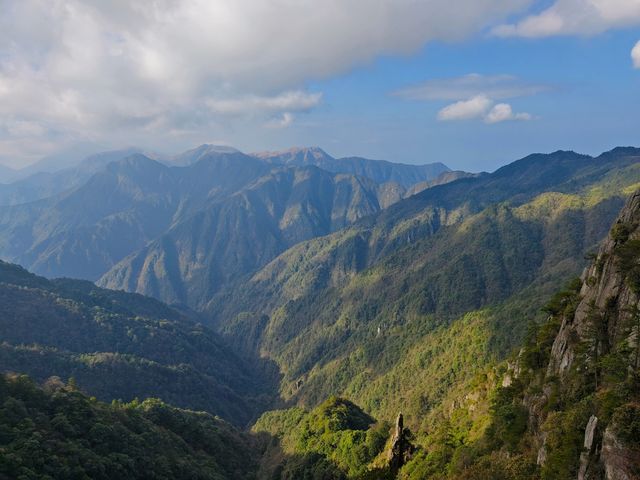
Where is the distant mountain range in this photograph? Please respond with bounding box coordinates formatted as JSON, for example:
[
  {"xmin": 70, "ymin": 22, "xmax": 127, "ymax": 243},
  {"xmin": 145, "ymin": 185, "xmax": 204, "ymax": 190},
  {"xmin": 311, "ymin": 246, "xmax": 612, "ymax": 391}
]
[
  {"xmin": 0, "ymin": 145, "xmax": 454, "ymax": 304},
  {"xmin": 0, "ymin": 144, "xmax": 450, "ymax": 205},
  {"xmin": 0, "ymin": 151, "xmax": 269, "ymax": 280},
  {"xmin": 253, "ymin": 146, "xmax": 451, "ymax": 187},
  {"xmin": 0, "ymin": 148, "xmax": 142, "ymax": 205},
  {"xmin": 2, "ymin": 143, "xmax": 640, "ymax": 478},
  {"xmin": 169, "ymin": 144, "xmax": 244, "ymax": 166},
  {"xmin": 0, "ymin": 142, "xmax": 120, "ymax": 184},
  {"xmin": 0, "ymin": 164, "xmax": 19, "ymax": 184},
  {"xmin": 97, "ymin": 164, "xmax": 401, "ymax": 307}
]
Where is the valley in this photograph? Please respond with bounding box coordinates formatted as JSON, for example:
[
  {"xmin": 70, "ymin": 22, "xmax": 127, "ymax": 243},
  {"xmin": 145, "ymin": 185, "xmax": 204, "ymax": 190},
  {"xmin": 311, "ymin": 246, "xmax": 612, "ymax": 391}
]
[{"xmin": 1, "ymin": 144, "xmax": 639, "ymax": 478}]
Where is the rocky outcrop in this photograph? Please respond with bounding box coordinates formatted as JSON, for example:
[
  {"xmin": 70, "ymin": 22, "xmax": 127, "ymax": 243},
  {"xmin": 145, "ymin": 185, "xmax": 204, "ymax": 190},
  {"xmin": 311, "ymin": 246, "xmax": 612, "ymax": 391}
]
[
  {"xmin": 601, "ymin": 425, "xmax": 638, "ymax": 480},
  {"xmin": 584, "ymin": 416, "xmax": 599, "ymax": 451},
  {"xmin": 388, "ymin": 413, "xmax": 414, "ymax": 475},
  {"xmin": 548, "ymin": 191, "xmax": 640, "ymax": 378},
  {"xmin": 535, "ymin": 191, "xmax": 640, "ymax": 479},
  {"xmin": 578, "ymin": 416, "xmax": 601, "ymax": 480}
]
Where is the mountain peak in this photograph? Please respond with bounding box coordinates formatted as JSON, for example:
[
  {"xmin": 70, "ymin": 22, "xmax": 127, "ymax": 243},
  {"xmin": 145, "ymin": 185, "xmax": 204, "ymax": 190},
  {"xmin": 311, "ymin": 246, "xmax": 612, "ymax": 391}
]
[
  {"xmin": 170, "ymin": 144, "xmax": 241, "ymax": 166},
  {"xmin": 194, "ymin": 144, "xmax": 240, "ymax": 154},
  {"xmin": 597, "ymin": 146, "xmax": 640, "ymax": 158},
  {"xmin": 286, "ymin": 146, "xmax": 330, "ymax": 156},
  {"xmin": 252, "ymin": 146, "xmax": 334, "ymax": 164},
  {"xmin": 104, "ymin": 153, "xmax": 164, "ymax": 176}
]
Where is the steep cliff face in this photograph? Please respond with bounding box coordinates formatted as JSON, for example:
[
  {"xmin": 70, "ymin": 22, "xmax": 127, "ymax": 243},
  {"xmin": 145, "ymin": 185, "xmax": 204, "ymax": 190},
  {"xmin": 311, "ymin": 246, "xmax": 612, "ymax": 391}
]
[
  {"xmin": 530, "ymin": 191, "xmax": 640, "ymax": 479},
  {"xmin": 548, "ymin": 191, "xmax": 640, "ymax": 379}
]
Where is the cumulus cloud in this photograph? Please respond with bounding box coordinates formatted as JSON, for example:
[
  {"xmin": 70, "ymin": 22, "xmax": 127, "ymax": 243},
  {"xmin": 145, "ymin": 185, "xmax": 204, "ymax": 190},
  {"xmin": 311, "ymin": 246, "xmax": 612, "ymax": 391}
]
[
  {"xmin": 437, "ymin": 95, "xmax": 493, "ymax": 121},
  {"xmin": 399, "ymin": 74, "xmax": 537, "ymax": 124},
  {"xmin": 394, "ymin": 74, "xmax": 550, "ymax": 101},
  {"xmin": 437, "ymin": 96, "xmax": 531, "ymax": 124},
  {"xmin": 0, "ymin": 0, "xmax": 530, "ymax": 165},
  {"xmin": 493, "ymin": 0, "xmax": 640, "ymax": 37},
  {"xmin": 484, "ymin": 103, "xmax": 532, "ymax": 123},
  {"xmin": 633, "ymin": 40, "xmax": 640, "ymax": 68}
]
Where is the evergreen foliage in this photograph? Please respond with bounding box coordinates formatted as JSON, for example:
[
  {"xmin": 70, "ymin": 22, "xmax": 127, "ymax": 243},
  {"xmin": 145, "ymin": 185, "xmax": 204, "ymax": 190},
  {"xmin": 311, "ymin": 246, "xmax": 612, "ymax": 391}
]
[
  {"xmin": 254, "ymin": 397, "xmax": 391, "ymax": 479},
  {"xmin": 0, "ymin": 260, "xmax": 277, "ymax": 425},
  {"xmin": 0, "ymin": 374, "xmax": 260, "ymax": 480}
]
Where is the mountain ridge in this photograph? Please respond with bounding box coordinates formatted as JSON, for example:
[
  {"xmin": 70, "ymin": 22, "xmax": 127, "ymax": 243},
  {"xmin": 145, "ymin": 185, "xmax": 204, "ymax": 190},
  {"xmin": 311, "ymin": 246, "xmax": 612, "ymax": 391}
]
[
  {"xmin": 253, "ymin": 146, "xmax": 451, "ymax": 188},
  {"xmin": 0, "ymin": 148, "xmax": 143, "ymax": 206},
  {"xmin": 97, "ymin": 164, "xmax": 397, "ymax": 308},
  {"xmin": 1, "ymin": 145, "xmax": 453, "ymax": 286}
]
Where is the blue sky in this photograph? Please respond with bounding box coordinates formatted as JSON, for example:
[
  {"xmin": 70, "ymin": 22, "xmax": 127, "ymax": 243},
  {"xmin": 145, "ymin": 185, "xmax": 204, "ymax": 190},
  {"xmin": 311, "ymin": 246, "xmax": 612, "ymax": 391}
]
[
  {"xmin": 293, "ymin": 29, "xmax": 640, "ymax": 171},
  {"xmin": 0, "ymin": 0, "xmax": 639, "ymax": 172}
]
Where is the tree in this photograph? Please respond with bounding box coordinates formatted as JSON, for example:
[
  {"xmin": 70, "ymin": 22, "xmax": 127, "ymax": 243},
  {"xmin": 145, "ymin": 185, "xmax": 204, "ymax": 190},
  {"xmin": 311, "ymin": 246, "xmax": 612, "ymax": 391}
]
[{"xmin": 582, "ymin": 301, "xmax": 611, "ymax": 390}]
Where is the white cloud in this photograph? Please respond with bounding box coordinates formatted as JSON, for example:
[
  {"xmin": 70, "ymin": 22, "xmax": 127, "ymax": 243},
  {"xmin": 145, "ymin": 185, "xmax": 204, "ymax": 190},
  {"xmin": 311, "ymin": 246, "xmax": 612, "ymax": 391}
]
[
  {"xmin": 0, "ymin": 0, "xmax": 531, "ymax": 165},
  {"xmin": 395, "ymin": 74, "xmax": 550, "ymax": 101},
  {"xmin": 438, "ymin": 95, "xmax": 493, "ymax": 121},
  {"xmin": 484, "ymin": 103, "xmax": 532, "ymax": 123},
  {"xmin": 633, "ymin": 40, "xmax": 640, "ymax": 68},
  {"xmin": 493, "ymin": 0, "xmax": 640, "ymax": 37},
  {"xmin": 437, "ymin": 97, "xmax": 531, "ymax": 124},
  {"xmin": 398, "ymin": 73, "xmax": 540, "ymax": 124}
]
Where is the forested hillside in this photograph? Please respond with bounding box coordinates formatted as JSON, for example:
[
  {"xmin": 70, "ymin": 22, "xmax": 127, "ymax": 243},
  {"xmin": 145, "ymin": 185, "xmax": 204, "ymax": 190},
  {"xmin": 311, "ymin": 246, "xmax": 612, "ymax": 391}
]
[
  {"xmin": 2, "ymin": 0, "xmax": 637, "ymax": 476},
  {"xmin": 0, "ymin": 374, "xmax": 261, "ymax": 480},
  {"xmin": 254, "ymin": 396, "xmax": 392, "ymax": 479},
  {"xmin": 209, "ymin": 148, "xmax": 640, "ymax": 430},
  {"xmin": 0, "ymin": 260, "xmax": 277, "ymax": 425},
  {"xmin": 243, "ymin": 189, "xmax": 640, "ymax": 479},
  {"xmin": 387, "ymin": 188, "xmax": 640, "ymax": 479}
]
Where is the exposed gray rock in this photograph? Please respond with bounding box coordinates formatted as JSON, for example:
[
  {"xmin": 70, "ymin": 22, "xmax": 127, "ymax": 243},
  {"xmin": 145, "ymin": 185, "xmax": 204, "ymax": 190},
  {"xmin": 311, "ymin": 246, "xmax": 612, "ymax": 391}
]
[
  {"xmin": 602, "ymin": 427, "xmax": 635, "ymax": 480},
  {"xmin": 531, "ymin": 191, "xmax": 640, "ymax": 479},
  {"xmin": 578, "ymin": 452, "xmax": 590, "ymax": 480},
  {"xmin": 388, "ymin": 413, "xmax": 414, "ymax": 474},
  {"xmin": 537, "ymin": 444, "xmax": 547, "ymax": 466},
  {"xmin": 585, "ymin": 415, "xmax": 599, "ymax": 450},
  {"xmin": 547, "ymin": 191, "xmax": 640, "ymax": 379},
  {"xmin": 578, "ymin": 416, "xmax": 601, "ymax": 480}
]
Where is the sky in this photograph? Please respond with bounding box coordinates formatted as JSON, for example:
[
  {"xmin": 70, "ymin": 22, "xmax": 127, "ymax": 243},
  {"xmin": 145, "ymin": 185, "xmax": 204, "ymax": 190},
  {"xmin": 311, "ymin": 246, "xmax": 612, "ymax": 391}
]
[{"xmin": 0, "ymin": 0, "xmax": 639, "ymax": 172}]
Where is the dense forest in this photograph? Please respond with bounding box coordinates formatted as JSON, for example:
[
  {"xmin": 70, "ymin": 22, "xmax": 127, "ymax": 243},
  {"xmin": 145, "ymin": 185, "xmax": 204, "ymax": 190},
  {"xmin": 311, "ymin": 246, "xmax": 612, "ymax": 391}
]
[
  {"xmin": 249, "ymin": 191, "xmax": 640, "ymax": 478},
  {"xmin": 209, "ymin": 147, "xmax": 640, "ymax": 432},
  {"xmin": 0, "ymin": 260, "xmax": 278, "ymax": 426},
  {"xmin": 0, "ymin": 374, "xmax": 261, "ymax": 479}
]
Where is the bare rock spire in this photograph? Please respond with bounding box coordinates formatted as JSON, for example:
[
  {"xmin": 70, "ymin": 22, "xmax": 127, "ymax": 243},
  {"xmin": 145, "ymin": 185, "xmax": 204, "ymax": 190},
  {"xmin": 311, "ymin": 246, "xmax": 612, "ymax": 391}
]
[{"xmin": 388, "ymin": 412, "xmax": 414, "ymax": 474}]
